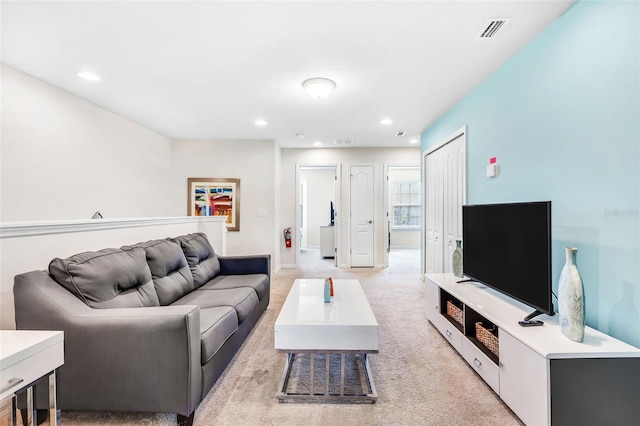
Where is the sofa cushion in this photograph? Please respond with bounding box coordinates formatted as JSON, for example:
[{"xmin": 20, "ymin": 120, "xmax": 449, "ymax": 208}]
[
  {"xmin": 173, "ymin": 233, "xmax": 220, "ymax": 288},
  {"xmin": 124, "ymin": 239, "xmax": 195, "ymax": 305},
  {"xmin": 172, "ymin": 287, "xmax": 258, "ymax": 322},
  {"xmin": 49, "ymin": 247, "xmax": 159, "ymax": 308},
  {"xmin": 199, "ymin": 307, "xmax": 238, "ymax": 364},
  {"xmin": 200, "ymin": 274, "xmax": 269, "ymax": 301}
]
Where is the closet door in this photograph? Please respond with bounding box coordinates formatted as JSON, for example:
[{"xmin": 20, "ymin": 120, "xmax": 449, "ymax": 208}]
[
  {"xmin": 442, "ymin": 135, "xmax": 465, "ymax": 273},
  {"xmin": 425, "ymin": 153, "xmax": 444, "ymax": 273},
  {"xmin": 424, "ymin": 131, "xmax": 465, "ymax": 274}
]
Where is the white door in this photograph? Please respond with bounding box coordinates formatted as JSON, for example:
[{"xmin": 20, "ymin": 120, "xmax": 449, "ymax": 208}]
[
  {"xmin": 425, "ymin": 153, "xmax": 444, "ymax": 273},
  {"xmin": 350, "ymin": 165, "xmax": 374, "ymax": 267},
  {"xmin": 424, "ymin": 131, "xmax": 465, "ymax": 273},
  {"xmin": 443, "ymin": 136, "xmax": 465, "ymax": 273}
]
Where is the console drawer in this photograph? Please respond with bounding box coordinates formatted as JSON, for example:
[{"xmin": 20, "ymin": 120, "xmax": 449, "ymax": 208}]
[
  {"xmin": 431, "ymin": 314, "xmax": 463, "ymax": 353},
  {"xmin": 462, "ymin": 339, "xmax": 499, "ymax": 393}
]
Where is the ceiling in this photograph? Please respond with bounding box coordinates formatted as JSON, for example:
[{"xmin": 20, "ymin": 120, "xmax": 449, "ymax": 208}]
[{"xmin": 1, "ymin": 1, "xmax": 575, "ymax": 148}]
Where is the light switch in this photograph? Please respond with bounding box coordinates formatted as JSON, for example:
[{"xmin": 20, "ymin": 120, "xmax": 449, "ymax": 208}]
[
  {"xmin": 486, "ymin": 163, "xmax": 499, "ymax": 178},
  {"xmin": 256, "ymin": 208, "xmax": 268, "ymax": 217}
]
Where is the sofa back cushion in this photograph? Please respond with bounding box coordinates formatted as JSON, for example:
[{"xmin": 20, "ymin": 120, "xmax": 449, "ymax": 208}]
[
  {"xmin": 49, "ymin": 247, "xmax": 159, "ymax": 308},
  {"xmin": 125, "ymin": 239, "xmax": 195, "ymax": 305},
  {"xmin": 173, "ymin": 232, "xmax": 220, "ymax": 288}
]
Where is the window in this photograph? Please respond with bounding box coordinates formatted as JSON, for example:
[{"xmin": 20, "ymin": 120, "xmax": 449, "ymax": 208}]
[{"xmin": 392, "ymin": 181, "xmax": 421, "ymax": 228}]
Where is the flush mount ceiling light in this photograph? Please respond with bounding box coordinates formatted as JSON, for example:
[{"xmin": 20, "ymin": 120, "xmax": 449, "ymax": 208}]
[
  {"xmin": 77, "ymin": 71, "xmax": 101, "ymax": 81},
  {"xmin": 254, "ymin": 119, "xmax": 267, "ymax": 126},
  {"xmin": 302, "ymin": 78, "xmax": 336, "ymax": 98}
]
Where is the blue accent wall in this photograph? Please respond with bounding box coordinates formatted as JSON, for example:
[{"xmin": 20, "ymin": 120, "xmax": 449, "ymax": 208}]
[{"xmin": 421, "ymin": 0, "xmax": 639, "ymax": 347}]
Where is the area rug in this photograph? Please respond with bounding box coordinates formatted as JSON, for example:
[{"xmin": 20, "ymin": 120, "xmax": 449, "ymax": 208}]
[{"xmin": 279, "ymin": 352, "xmax": 372, "ymax": 399}]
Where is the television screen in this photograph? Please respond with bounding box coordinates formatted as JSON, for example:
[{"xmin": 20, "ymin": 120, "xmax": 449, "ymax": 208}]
[{"xmin": 462, "ymin": 201, "xmax": 553, "ymax": 318}]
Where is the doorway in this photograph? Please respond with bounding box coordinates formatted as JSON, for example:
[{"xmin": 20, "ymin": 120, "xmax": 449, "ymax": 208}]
[
  {"xmin": 384, "ymin": 165, "xmax": 421, "ymax": 268},
  {"xmin": 296, "ymin": 165, "xmax": 340, "ymax": 268}
]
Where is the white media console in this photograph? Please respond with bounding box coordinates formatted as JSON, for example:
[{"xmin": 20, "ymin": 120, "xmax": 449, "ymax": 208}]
[{"xmin": 425, "ymin": 273, "xmax": 640, "ymax": 426}]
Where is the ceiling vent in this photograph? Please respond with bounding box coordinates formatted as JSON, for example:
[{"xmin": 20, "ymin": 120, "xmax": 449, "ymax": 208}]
[
  {"xmin": 477, "ymin": 18, "xmax": 511, "ymax": 39},
  {"xmin": 334, "ymin": 139, "xmax": 353, "ymax": 145}
]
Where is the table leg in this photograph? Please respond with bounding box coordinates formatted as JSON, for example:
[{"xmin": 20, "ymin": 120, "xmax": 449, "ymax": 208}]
[
  {"xmin": 10, "ymin": 395, "xmax": 17, "ymax": 426},
  {"xmin": 48, "ymin": 372, "xmax": 57, "ymax": 426},
  {"xmin": 309, "ymin": 354, "xmax": 314, "ymax": 395},
  {"xmin": 340, "ymin": 354, "xmax": 345, "ymax": 396},
  {"xmin": 25, "ymin": 387, "xmax": 33, "ymax": 426}
]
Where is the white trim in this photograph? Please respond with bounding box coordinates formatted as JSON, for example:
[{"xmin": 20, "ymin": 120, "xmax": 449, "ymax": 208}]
[
  {"xmin": 279, "ymin": 264, "xmax": 297, "ymax": 269},
  {"xmin": 0, "ymin": 216, "xmax": 226, "ymax": 239},
  {"xmin": 424, "ymin": 125, "xmax": 467, "ymax": 156}
]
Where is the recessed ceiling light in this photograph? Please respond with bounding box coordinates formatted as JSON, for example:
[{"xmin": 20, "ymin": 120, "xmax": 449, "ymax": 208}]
[
  {"xmin": 380, "ymin": 118, "xmax": 393, "ymax": 125},
  {"xmin": 254, "ymin": 119, "xmax": 267, "ymax": 126},
  {"xmin": 313, "ymin": 141, "xmax": 323, "ymax": 146},
  {"xmin": 77, "ymin": 71, "xmax": 101, "ymax": 81},
  {"xmin": 302, "ymin": 78, "xmax": 336, "ymax": 98},
  {"xmin": 409, "ymin": 139, "xmax": 419, "ymax": 144}
]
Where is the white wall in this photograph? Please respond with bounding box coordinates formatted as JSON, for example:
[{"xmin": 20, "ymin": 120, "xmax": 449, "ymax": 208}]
[
  {"xmin": 281, "ymin": 147, "xmax": 420, "ymax": 267},
  {"xmin": 0, "ymin": 217, "xmax": 226, "ymax": 329},
  {"xmin": 300, "ymin": 168, "xmax": 335, "ymax": 248},
  {"xmin": 0, "ymin": 64, "xmax": 180, "ymax": 221},
  {"xmin": 171, "ymin": 139, "xmax": 278, "ymax": 268}
]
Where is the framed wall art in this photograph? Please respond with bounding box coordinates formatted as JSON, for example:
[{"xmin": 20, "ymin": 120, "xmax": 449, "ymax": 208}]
[{"xmin": 188, "ymin": 178, "xmax": 240, "ymax": 231}]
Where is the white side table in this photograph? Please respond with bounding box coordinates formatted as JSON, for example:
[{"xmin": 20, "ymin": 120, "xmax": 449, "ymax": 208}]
[{"xmin": 0, "ymin": 331, "xmax": 64, "ymax": 426}]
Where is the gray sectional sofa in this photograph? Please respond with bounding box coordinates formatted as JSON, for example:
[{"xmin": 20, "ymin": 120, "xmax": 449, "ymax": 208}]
[{"xmin": 13, "ymin": 232, "xmax": 270, "ymax": 425}]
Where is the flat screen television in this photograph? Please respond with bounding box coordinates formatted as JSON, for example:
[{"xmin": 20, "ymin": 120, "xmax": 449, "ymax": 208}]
[{"xmin": 462, "ymin": 201, "xmax": 553, "ymax": 325}]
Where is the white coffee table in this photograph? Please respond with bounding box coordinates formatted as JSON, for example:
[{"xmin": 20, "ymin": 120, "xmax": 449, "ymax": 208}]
[{"xmin": 274, "ymin": 279, "xmax": 379, "ymax": 402}]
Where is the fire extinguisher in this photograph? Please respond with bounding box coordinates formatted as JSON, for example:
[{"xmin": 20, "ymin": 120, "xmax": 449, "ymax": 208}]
[{"xmin": 283, "ymin": 227, "xmax": 292, "ymax": 248}]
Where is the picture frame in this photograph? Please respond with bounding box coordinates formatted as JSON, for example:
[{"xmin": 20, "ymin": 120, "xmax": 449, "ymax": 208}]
[{"xmin": 188, "ymin": 178, "xmax": 240, "ymax": 231}]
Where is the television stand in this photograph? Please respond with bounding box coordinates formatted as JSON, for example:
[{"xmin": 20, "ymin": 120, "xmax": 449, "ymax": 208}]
[{"xmin": 425, "ymin": 273, "xmax": 640, "ymax": 426}]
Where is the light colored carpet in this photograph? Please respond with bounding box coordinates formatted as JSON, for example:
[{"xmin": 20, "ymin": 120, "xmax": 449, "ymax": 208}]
[{"xmin": 59, "ymin": 249, "xmax": 523, "ymax": 426}]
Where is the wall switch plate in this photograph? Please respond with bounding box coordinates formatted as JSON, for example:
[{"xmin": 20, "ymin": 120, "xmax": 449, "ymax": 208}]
[
  {"xmin": 256, "ymin": 208, "xmax": 267, "ymax": 217},
  {"xmin": 486, "ymin": 163, "xmax": 499, "ymax": 178}
]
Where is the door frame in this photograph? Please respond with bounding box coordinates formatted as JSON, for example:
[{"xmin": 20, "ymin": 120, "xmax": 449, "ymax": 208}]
[
  {"xmin": 383, "ymin": 163, "xmax": 421, "ymax": 268},
  {"xmin": 422, "ymin": 125, "xmax": 467, "ymax": 278},
  {"xmin": 295, "ymin": 163, "xmax": 341, "ymax": 268}
]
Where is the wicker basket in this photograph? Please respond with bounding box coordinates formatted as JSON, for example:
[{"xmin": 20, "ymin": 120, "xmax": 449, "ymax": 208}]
[
  {"xmin": 475, "ymin": 322, "xmax": 499, "ymax": 357},
  {"xmin": 446, "ymin": 300, "xmax": 464, "ymax": 326}
]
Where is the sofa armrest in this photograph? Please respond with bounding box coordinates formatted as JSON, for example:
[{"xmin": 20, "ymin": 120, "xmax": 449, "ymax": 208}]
[
  {"xmin": 13, "ymin": 270, "xmax": 201, "ymax": 416},
  {"xmin": 218, "ymin": 254, "xmax": 271, "ymax": 276}
]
